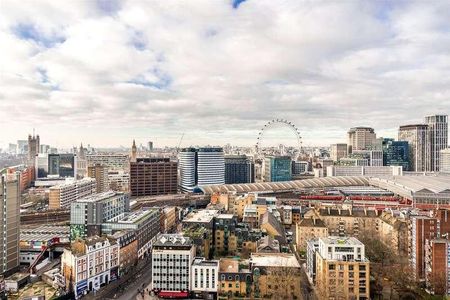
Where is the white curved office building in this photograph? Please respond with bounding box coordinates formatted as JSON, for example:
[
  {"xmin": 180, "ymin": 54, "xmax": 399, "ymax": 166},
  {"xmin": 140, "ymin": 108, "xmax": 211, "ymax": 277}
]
[{"xmin": 179, "ymin": 148, "xmax": 225, "ymax": 192}]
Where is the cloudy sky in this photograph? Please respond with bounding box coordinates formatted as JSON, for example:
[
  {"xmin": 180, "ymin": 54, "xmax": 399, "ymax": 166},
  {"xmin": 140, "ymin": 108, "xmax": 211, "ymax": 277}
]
[{"xmin": 1, "ymin": 0, "xmax": 450, "ymax": 149}]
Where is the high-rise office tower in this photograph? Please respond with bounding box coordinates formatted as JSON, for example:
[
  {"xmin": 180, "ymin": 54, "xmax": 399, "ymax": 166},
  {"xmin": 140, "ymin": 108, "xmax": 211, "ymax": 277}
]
[
  {"xmin": 264, "ymin": 156, "xmax": 292, "ymax": 182},
  {"xmin": 382, "ymin": 138, "xmax": 410, "ymax": 171},
  {"xmin": 224, "ymin": 155, "xmax": 255, "ymax": 184},
  {"xmin": 179, "ymin": 148, "xmax": 225, "ymax": 192},
  {"xmin": 0, "ymin": 173, "xmax": 20, "ymax": 275},
  {"xmin": 148, "ymin": 141, "xmax": 154, "ymax": 151},
  {"xmin": 129, "ymin": 158, "xmax": 178, "ymax": 196},
  {"xmin": 425, "ymin": 115, "xmax": 448, "ymax": 172},
  {"xmin": 347, "ymin": 127, "xmax": 376, "ymax": 154},
  {"xmin": 398, "ymin": 124, "xmax": 431, "ymax": 172},
  {"xmin": 87, "ymin": 164, "xmax": 109, "ymax": 193},
  {"xmin": 330, "ymin": 143, "xmax": 347, "ymax": 162}
]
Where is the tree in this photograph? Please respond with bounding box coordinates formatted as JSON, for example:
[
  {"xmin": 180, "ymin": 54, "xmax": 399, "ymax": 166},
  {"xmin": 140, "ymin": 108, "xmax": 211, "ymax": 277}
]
[{"xmin": 358, "ymin": 229, "xmax": 419, "ymax": 299}]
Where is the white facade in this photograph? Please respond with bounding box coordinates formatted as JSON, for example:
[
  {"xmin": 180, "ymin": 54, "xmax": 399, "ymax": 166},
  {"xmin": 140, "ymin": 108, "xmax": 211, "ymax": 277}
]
[
  {"xmin": 191, "ymin": 257, "xmax": 219, "ymax": 293},
  {"xmin": 179, "ymin": 148, "xmax": 225, "ymax": 192},
  {"xmin": 107, "ymin": 171, "xmax": 130, "ymax": 191},
  {"xmin": 61, "ymin": 236, "xmax": 119, "ymax": 298},
  {"xmin": 440, "ymin": 148, "xmax": 450, "ymax": 174},
  {"xmin": 425, "ymin": 115, "xmax": 448, "ymax": 172},
  {"xmin": 152, "ymin": 234, "xmax": 195, "ymax": 292},
  {"xmin": 86, "ymin": 154, "xmax": 129, "ymax": 171},
  {"xmin": 179, "ymin": 151, "xmax": 196, "ymax": 192},
  {"xmin": 197, "ymin": 150, "xmax": 225, "ymax": 186},
  {"xmin": 50, "ymin": 177, "xmax": 96, "ymax": 209},
  {"xmin": 317, "ymin": 236, "xmax": 365, "ymax": 261},
  {"xmin": 327, "ymin": 165, "xmax": 403, "ymax": 177}
]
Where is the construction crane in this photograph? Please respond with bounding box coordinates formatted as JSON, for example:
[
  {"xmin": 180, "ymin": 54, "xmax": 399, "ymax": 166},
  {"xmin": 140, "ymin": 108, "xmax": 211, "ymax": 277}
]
[{"xmin": 176, "ymin": 133, "xmax": 185, "ymax": 153}]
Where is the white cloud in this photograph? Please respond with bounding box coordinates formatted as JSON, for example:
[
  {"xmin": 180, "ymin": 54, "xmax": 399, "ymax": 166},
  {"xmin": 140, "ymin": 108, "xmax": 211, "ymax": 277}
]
[{"xmin": 0, "ymin": 0, "xmax": 449, "ymax": 148}]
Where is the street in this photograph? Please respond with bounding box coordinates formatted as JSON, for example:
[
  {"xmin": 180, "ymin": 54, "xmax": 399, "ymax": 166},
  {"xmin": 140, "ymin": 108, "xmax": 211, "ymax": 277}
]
[{"xmin": 83, "ymin": 257, "xmax": 153, "ymax": 300}]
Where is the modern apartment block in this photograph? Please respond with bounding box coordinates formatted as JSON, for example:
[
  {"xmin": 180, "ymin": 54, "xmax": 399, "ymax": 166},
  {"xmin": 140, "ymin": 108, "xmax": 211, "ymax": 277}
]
[
  {"xmin": 425, "ymin": 115, "xmax": 448, "ymax": 172},
  {"xmin": 87, "ymin": 164, "xmax": 109, "ymax": 193},
  {"xmin": 151, "ymin": 234, "xmax": 195, "ymax": 298},
  {"xmin": 102, "ymin": 208, "xmax": 160, "ymax": 258},
  {"xmin": 129, "ymin": 158, "xmax": 177, "ymax": 197},
  {"xmin": 179, "ymin": 148, "xmax": 225, "ymax": 192},
  {"xmin": 49, "ymin": 177, "xmax": 96, "ymax": 209},
  {"xmin": 0, "ymin": 174, "xmax": 20, "ymax": 276},
  {"xmin": 61, "ymin": 235, "xmax": 120, "ymax": 298},
  {"xmin": 398, "ymin": 124, "xmax": 431, "ymax": 172},
  {"xmin": 347, "ymin": 127, "xmax": 377, "ymax": 154},
  {"xmin": 191, "ymin": 257, "xmax": 219, "ymax": 298},
  {"xmin": 224, "ymin": 155, "xmax": 255, "ymax": 184},
  {"xmin": 315, "ymin": 236, "xmax": 370, "ymax": 300},
  {"xmin": 263, "ymin": 156, "xmax": 292, "ymax": 182},
  {"xmin": 86, "ymin": 154, "xmax": 129, "ymax": 171},
  {"xmin": 70, "ymin": 191, "xmax": 130, "ymax": 240},
  {"xmin": 330, "ymin": 143, "xmax": 348, "ymax": 162}
]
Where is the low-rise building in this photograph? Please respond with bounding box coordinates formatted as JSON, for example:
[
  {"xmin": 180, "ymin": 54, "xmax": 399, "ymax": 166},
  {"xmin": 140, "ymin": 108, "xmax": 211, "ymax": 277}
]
[
  {"xmin": 218, "ymin": 258, "xmax": 252, "ymax": 298},
  {"xmin": 250, "ymin": 253, "xmax": 302, "ymax": 299},
  {"xmin": 191, "ymin": 257, "xmax": 219, "ymax": 299},
  {"xmin": 259, "ymin": 211, "xmax": 286, "ymax": 244},
  {"xmin": 296, "ymin": 217, "xmax": 328, "ymax": 251},
  {"xmin": 110, "ymin": 231, "xmax": 138, "ymax": 275},
  {"xmin": 61, "ymin": 235, "xmax": 119, "ymax": 298},
  {"xmin": 161, "ymin": 206, "xmax": 177, "ymax": 233},
  {"xmin": 256, "ymin": 236, "xmax": 280, "ymax": 253}
]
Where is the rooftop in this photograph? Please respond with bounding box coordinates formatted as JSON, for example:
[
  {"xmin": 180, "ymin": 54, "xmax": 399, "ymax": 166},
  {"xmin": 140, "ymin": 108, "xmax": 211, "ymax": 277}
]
[
  {"xmin": 154, "ymin": 234, "xmax": 193, "ymax": 247},
  {"xmin": 183, "ymin": 209, "xmax": 219, "ymax": 223},
  {"xmin": 193, "ymin": 257, "xmax": 219, "ymax": 267},
  {"xmin": 250, "ymin": 253, "xmax": 300, "ymax": 268},
  {"xmin": 319, "ymin": 236, "xmax": 364, "ymax": 246},
  {"xmin": 219, "ymin": 258, "xmax": 239, "ymax": 273},
  {"xmin": 217, "ymin": 214, "xmax": 234, "ymax": 220},
  {"xmin": 77, "ymin": 191, "xmax": 122, "ymax": 203},
  {"xmin": 118, "ymin": 209, "xmax": 157, "ymax": 224}
]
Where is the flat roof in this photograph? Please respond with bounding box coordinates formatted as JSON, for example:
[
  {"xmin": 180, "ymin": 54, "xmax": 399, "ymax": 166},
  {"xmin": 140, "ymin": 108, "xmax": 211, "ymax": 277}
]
[
  {"xmin": 183, "ymin": 209, "xmax": 219, "ymax": 223},
  {"xmin": 250, "ymin": 253, "xmax": 300, "ymax": 268},
  {"xmin": 77, "ymin": 191, "xmax": 121, "ymax": 203},
  {"xmin": 118, "ymin": 209, "xmax": 157, "ymax": 224},
  {"xmin": 219, "ymin": 258, "xmax": 239, "ymax": 273},
  {"xmin": 319, "ymin": 236, "xmax": 363, "ymax": 246}
]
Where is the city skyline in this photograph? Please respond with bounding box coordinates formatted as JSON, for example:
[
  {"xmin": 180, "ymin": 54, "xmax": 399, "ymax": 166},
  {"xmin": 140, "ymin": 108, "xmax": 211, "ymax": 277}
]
[{"xmin": 1, "ymin": 1, "xmax": 450, "ymax": 147}]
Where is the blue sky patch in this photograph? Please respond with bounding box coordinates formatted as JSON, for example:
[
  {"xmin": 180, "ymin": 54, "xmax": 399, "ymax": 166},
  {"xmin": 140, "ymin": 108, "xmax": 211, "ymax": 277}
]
[
  {"xmin": 127, "ymin": 68, "xmax": 172, "ymax": 90},
  {"xmin": 12, "ymin": 23, "xmax": 65, "ymax": 48},
  {"xmin": 232, "ymin": 0, "xmax": 247, "ymax": 9}
]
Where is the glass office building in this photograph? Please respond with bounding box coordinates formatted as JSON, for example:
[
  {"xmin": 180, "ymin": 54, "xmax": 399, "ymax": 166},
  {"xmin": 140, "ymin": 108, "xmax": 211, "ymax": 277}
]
[
  {"xmin": 264, "ymin": 156, "xmax": 292, "ymax": 182},
  {"xmin": 382, "ymin": 138, "xmax": 410, "ymax": 171}
]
